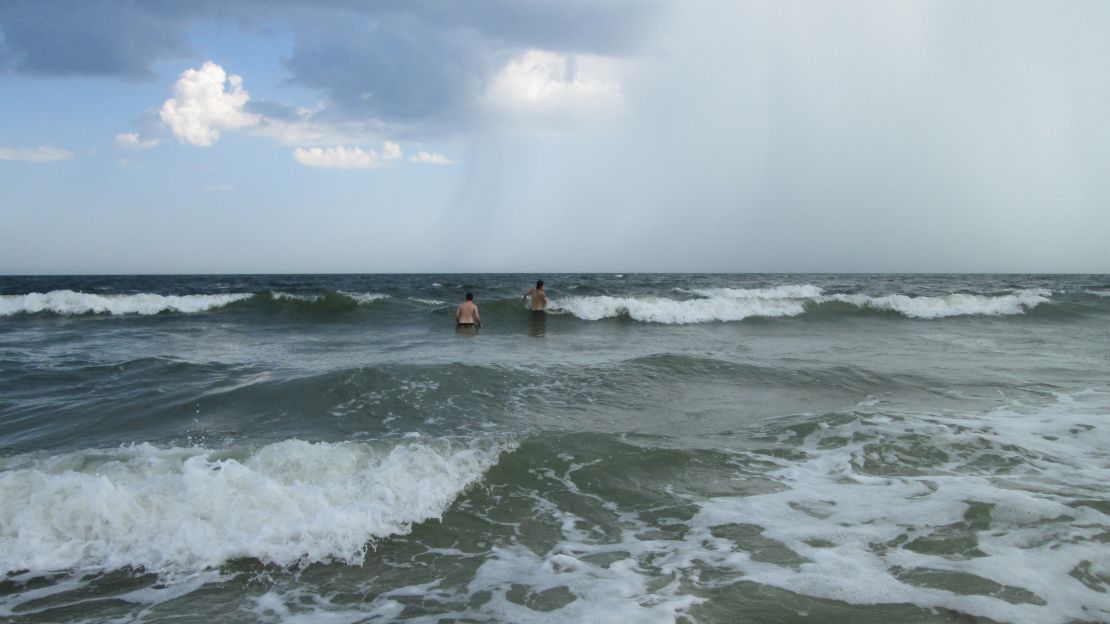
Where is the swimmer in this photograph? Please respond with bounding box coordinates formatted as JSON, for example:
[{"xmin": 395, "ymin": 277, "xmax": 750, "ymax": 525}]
[
  {"xmin": 523, "ymin": 279, "xmax": 547, "ymax": 311},
  {"xmin": 456, "ymin": 292, "xmax": 482, "ymax": 328}
]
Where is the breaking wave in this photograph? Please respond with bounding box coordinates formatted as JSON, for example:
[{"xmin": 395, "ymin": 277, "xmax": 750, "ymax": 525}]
[
  {"xmin": 0, "ymin": 438, "xmax": 514, "ymax": 575},
  {"xmin": 0, "ymin": 290, "xmax": 391, "ymax": 316},
  {"xmin": 552, "ymin": 295, "xmax": 807, "ymax": 323},
  {"xmin": 0, "ymin": 290, "xmax": 254, "ymax": 316},
  {"xmin": 0, "ymin": 285, "xmax": 1069, "ymax": 321},
  {"xmin": 552, "ymin": 286, "xmax": 1054, "ymax": 323}
]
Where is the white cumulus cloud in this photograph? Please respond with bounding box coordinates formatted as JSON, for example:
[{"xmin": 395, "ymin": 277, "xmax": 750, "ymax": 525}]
[
  {"xmin": 410, "ymin": 151, "xmax": 456, "ymax": 165},
  {"xmin": 382, "ymin": 141, "xmax": 402, "ymax": 161},
  {"xmin": 160, "ymin": 61, "xmax": 259, "ymax": 146},
  {"xmin": 114, "ymin": 132, "xmax": 160, "ymax": 150},
  {"xmin": 292, "ymin": 143, "xmax": 402, "ymax": 169},
  {"xmin": 0, "ymin": 146, "xmax": 74, "ymax": 162},
  {"xmin": 483, "ymin": 49, "xmax": 624, "ymax": 125}
]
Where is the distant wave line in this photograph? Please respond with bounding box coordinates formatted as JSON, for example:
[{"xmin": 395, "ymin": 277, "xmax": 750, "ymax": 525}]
[
  {"xmin": 0, "ymin": 290, "xmax": 393, "ymax": 316},
  {"xmin": 550, "ymin": 286, "xmax": 1055, "ymax": 323}
]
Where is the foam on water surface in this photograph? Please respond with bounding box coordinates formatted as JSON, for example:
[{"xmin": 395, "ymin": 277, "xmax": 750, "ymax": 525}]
[
  {"xmin": 0, "ymin": 437, "xmax": 514, "ymax": 575},
  {"xmin": 551, "ymin": 285, "xmax": 1051, "ymax": 323},
  {"xmin": 551, "ymin": 294, "xmax": 808, "ymax": 323},
  {"xmin": 336, "ymin": 291, "xmax": 391, "ymax": 304},
  {"xmin": 0, "ymin": 290, "xmax": 253, "ymax": 316},
  {"xmin": 462, "ymin": 391, "xmax": 1110, "ymax": 624}
]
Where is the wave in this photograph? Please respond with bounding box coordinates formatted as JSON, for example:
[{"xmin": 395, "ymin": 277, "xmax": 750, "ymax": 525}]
[
  {"xmin": 551, "ymin": 285, "xmax": 1054, "ymax": 323},
  {"xmin": 818, "ymin": 288, "xmax": 1052, "ymax": 319},
  {"xmin": 0, "ymin": 285, "xmax": 1075, "ymax": 321},
  {"xmin": 0, "ymin": 290, "xmax": 391, "ymax": 316},
  {"xmin": 337, "ymin": 291, "xmax": 391, "ymax": 304},
  {"xmin": 0, "ymin": 437, "xmax": 514, "ymax": 575},
  {"xmin": 681, "ymin": 284, "xmax": 825, "ymax": 299},
  {"xmin": 552, "ymin": 295, "xmax": 807, "ymax": 323},
  {"xmin": 0, "ymin": 290, "xmax": 254, "ymax": 316}
]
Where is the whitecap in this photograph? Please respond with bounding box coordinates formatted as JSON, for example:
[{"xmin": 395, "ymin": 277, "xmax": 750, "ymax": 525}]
[
  {"xmin": 0, "ymin": 290, "xmax": 252, "ymax": 316},
  {"xmin": 0, "ymin": 437, "xmax": 514, "ymax": 576},
  {"xmin": 821, "ymin": 288, "xmax": 1050, "ymax": 318},
  {"xmin": 550, "ymin": 295, "xmax": 807, "ymax": 323},
  {"xmin": 337, "ymin": 291, "xmax": 391, "ymax": 304}
]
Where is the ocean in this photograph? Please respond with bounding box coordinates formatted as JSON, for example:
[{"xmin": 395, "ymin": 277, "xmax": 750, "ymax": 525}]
[{"xmin": 1, "ymin": 273, "xmax": 1108, "ymax": 624}]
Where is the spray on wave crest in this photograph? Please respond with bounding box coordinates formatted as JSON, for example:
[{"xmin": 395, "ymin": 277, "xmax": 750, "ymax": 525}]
[
  {"xmin": 0, "ymin": 290, "xmax": 254, "ymax": 316},
  {"xmin": 551, "ymin": 285, "xmax": 1052, "ymax": 323},
  {"xmin": 0, "ymin": 290, "xmax": 397, "ymax": 316},
  {"xmin": 0, "ymin": 437, "xmax": 515, "ymax": 575}
]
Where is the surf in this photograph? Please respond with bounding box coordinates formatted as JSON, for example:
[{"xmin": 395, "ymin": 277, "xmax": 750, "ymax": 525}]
[{"xmin": 0, "ymin": 437, "xmax": 515, "ymax": 576}]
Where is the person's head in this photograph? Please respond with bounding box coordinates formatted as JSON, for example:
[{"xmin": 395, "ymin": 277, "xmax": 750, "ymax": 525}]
[
  {"xmin": 536, "ymin": 280, "xmax": 544, "ymax": 289},
  {"xmin": 465, "ymin": 292, "xmax": 474, "ymax": 301}
]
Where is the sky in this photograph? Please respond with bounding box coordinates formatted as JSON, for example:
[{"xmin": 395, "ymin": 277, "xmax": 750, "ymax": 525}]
[{"xmin": 1, "ymin": 0, "xmax": 1108, "ymax": 274}]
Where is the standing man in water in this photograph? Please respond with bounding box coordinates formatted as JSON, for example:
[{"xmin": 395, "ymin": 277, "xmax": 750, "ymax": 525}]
[
  {"xmin": 524, "ymin": 280, "xmax": 547, "ymax": 311},
  {"xmin": 456, "ymin": 292, "xmax": 482, "ymax": 328}
]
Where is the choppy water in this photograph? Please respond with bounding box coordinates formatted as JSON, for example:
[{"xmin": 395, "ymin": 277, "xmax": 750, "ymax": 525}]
[{"xmin": 1, "ymin": 273, "xmax": 1108, "ymax": 623}]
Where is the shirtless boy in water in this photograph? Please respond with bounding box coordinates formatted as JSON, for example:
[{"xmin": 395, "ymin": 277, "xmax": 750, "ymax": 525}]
[
  {"xmin": 456, "ymin": 293, "xmax": 482, "ymax": 327},
  {"xmin": 524, "ymin": 280, "xmax": 547, "ymax": 311}
]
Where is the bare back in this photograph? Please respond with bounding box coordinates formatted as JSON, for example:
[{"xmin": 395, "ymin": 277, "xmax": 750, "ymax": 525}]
[
  {"xmin": 526, "ymin": 288, "xmax": 547, "ymax": 311},
  {"xmin": 456, "ymin": 301, "xmax": 480, "ymax": 324}
]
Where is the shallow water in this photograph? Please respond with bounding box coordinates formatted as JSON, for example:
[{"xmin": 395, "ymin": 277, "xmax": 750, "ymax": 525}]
[{"xmin": 1, "ymin": 274, "xmax": 1108, "ymax": 623}]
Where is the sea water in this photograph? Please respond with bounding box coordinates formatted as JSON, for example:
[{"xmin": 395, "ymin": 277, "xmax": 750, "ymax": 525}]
[{"xmin": 0, "ymin": 273, "xmax": 1107, "ymax": 623}]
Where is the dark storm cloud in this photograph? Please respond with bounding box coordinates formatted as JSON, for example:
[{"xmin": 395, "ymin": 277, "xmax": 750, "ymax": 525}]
[
  {"xmin": 0, "ymin": 0, "xmax": 659, "ymax": 124},
  {"xmin": 0, "ymin": 0, "xmax": 192, "ymax": 80},
  {"xmin": 378, "ymin": 0, "xmax": 659, "ymax": 56},
  {"xmin": 282, "ymin": 11, "xmax": 489, "ymax": 124},
  {"xmin": 280, "ymin": 1, "xmax": 661, "ymax": 124}
]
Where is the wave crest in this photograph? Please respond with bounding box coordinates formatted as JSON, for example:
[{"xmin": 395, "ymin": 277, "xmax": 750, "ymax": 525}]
[
  {"xmin": 821, "ymin": 289, "xmax": 1051, "ymax": 319},
  {"xmin": 551, "ymin": 295, "xmax": 807, "ymax": 323},
  {"xmin": 0, "ymin": 290, "xmax": 253, "ymax": 316},
  {"xmin": 0, "ymin": 290, "xmax": 396, "ymax": 316},
  {"xmin": 0, "ymin": 438, "xmax": 514, "ymax": 574},
  {"xmin": 552, "ymin": 285, "xmax": 1052, "ymax": 323}
]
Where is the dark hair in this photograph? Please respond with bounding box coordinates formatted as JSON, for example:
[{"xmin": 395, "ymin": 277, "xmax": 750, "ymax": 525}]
[
  {"xmin": 465, "ymin": 292, "xmax": 474, "ymax": 301},
  {"xmin": 536, "ymin": 280, "xmax": 544, "ymax": 288}
]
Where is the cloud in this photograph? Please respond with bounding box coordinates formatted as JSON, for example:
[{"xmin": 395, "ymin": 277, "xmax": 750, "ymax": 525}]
[
  {"xmin": 284, "ymin": 11, "xmax": 486, "ymax": 125},
  {"xmin": 0, "ymin": 0, "xmax": 191, "ymax": 79},
  {"xmin": 0, "ymin": 146, "xmax": 74, "ymax": 162},
  {"xmin": 114, "ymin": 132, "xmax": 159, "ymax": 150},
  {"xmin": 279, "ymin": 3, "xmax": 658, "ymax": 129},
  {"xmin": 292, "ymin": 143, "xmax": 402, "ymax": 169},
  {"xmin": 160, "ymin": 61, "xmax": 259, "ymax": 146},
  {"xmin": 482, "ymin": 49, "xmax": 624, "ymax": 125},
  {"xmin": 410, "ymin": 151, "xmax": 455, "ymax": 165},
  {"xmin": 3, "ymin": 2, "xmax": 661, "ymax": 135}
]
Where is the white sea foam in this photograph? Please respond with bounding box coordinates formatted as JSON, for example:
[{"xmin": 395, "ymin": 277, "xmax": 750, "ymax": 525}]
[
  {"xmin": 685, "ymin": 284, "xmax": 825, "ymax": 299},
  {"xmin": 820, "ymin": 288, "xmax": 1051, "ymax": 318},
  {"xmin": 552, "ymin": 285, "xmax": 1051, "ymax": 323},
  {"xmin": 270, "ymin": 291, "xmax": 389, "ymax": 304},
  {"xmin": 551, "ymin": 295, "xmax": 807, "ymax": 323},
  {"xmin": 409, "ymin": 298, "xmax": 446, "ymax": 306},
  {"xmin": 0, "ymin": 290, "xmax": 252, "ymax": 316},
  {"xmin": 0, "ymin": 437, "xmax": 513, "ymax": 575},
  {"xmin": 466, "ymin": 392, "xmax": 1110, "ymax": 624},
  {"xmin": 337, "ymin": 291, "xmax": 391, "ymax": 304},
  {"xmin": 270, "ymin": 291, "xmax": 321, "ymax": 302},
  {"xmin": 675, "ymin": 392, "xmax": 1110, "ymax": 623},
  {"xmin": 1085, "ymin": 289, "xmax": 1110, "ymax": 297}
]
